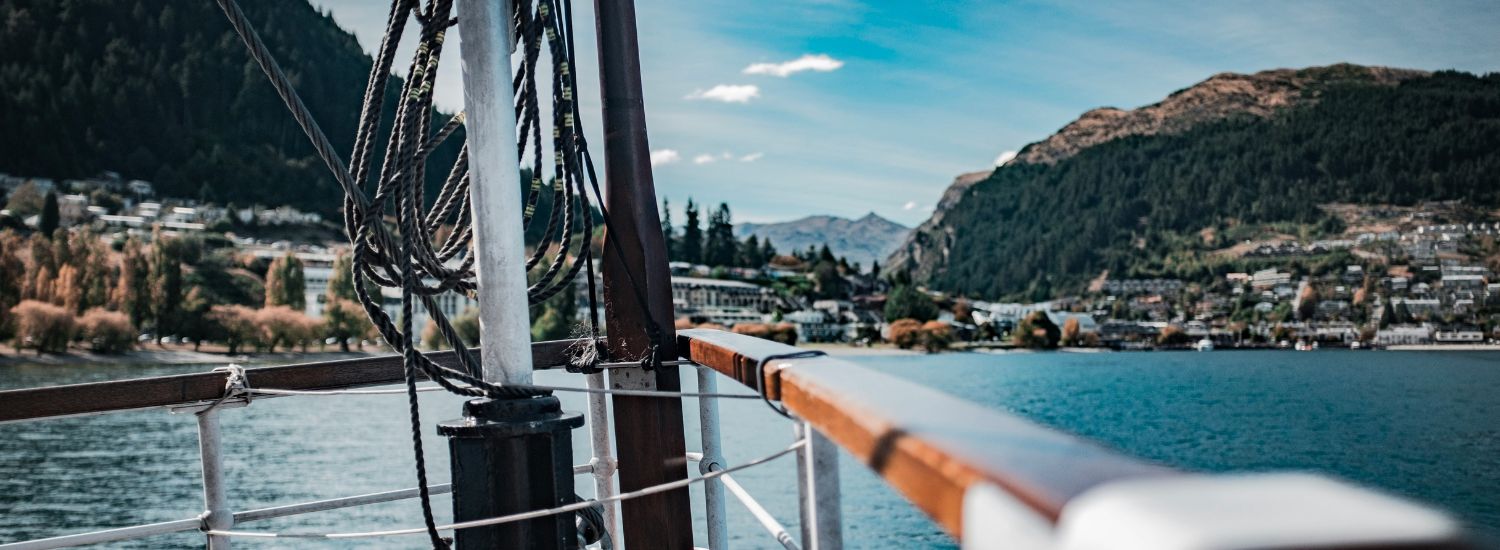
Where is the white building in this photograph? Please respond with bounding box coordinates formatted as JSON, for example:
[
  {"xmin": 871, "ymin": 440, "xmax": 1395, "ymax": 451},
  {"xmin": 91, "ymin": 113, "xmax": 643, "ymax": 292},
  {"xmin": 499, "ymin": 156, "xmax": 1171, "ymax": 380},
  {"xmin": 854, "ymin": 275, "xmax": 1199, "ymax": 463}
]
[
  {"xmin": 671, "ymin": 276, "xmax": 777, "ymax": 313},
  {"xmin": 1376, "ymin": 324, "xmax": 1432, "ymax": 346}
]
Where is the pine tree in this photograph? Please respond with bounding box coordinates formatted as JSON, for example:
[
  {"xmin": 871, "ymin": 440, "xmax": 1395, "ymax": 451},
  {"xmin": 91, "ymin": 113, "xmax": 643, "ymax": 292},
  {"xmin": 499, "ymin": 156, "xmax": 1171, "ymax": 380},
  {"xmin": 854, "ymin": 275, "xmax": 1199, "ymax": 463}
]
[
  {"xmin": 680, "ymin": 198, "xmax": 702, "ymax": 264},
  {"xmin": 704, "ymin": 203, "xmax": 735, "ymax": 267},
  {"xmin": 660, "ymin": 198, "xmax": 676, "ymax": 261},
  {"xmin": 740, "ymin": 235, "xmax": 761, "ymax": 267},
  {"xmin": 38, "ymin": 192, "xmax": 59, "ymax": 236}
]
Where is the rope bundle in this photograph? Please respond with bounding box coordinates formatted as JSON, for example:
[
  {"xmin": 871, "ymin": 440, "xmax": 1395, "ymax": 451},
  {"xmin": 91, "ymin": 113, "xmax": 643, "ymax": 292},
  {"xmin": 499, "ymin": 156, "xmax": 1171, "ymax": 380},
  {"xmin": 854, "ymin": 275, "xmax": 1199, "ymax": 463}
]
[{"xmin": 213, "ymin": 0, "xmax": 675, "ymax": 545}]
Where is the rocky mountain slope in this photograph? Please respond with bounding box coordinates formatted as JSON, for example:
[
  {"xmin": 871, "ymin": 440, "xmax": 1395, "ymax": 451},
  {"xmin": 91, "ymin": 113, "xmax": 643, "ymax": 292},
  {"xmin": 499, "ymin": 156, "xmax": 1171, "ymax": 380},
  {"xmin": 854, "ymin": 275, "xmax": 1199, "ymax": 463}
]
[
  {"xmin": 887, "ymin": 65, "xmax": 1500, "ymax": 299},
  {"xmin": 737, "ymin": 213, "xmax": 909, "ymax": 268}
]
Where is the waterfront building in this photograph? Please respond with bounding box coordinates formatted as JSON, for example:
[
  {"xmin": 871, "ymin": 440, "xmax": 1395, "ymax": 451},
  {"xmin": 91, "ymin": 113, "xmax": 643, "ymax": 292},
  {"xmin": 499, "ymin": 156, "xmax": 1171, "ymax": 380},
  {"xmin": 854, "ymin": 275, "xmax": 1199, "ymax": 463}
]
[
  {"xmin": 784, "ymin": 310, "xmax": 843, "ymax": 342},
  {"xmin": 671, "ymin": 276, "xmax": 778, "ymax": 312},
  {"xmin": 1376, "ymin": 324, "xmax": 1433, "ymax": 346},
  {"xmin": 1434, "ymin": 326, "xmax": 1485, "ymax": 343}
]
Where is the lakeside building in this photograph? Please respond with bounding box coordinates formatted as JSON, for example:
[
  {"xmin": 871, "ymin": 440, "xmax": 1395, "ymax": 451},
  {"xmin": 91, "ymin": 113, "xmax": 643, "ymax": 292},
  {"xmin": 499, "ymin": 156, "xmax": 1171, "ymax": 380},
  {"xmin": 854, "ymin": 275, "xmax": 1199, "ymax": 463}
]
[
  {"xmin": 1376, "ymin": 324, "xmax": 1433, "ymax": 346},
  {"xmin": 670, "ymin": 276, "xmax": 778, "ymax": 312},
  {"xmin": 1433, "ymin": 326, "xmax": 1485, "ymax": 343}
]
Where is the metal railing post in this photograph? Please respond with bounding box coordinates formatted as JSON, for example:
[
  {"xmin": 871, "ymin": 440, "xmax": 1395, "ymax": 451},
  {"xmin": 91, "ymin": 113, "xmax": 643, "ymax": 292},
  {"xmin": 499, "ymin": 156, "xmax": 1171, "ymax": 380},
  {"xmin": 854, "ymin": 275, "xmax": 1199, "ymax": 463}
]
[
  {"xmin": 196, "ymin": 409, "xmax": 232, "ymax": 549},
  {"xmin": 795, "ymin": 422, "xmax": 842, "ymax": 550},
  {"xmin": 697, "ymin": 367, "xmax": 729, "ymax": 550},
  {"xmin": 586, "ymin": 371, "xmax": 619, "ymax": 542}
]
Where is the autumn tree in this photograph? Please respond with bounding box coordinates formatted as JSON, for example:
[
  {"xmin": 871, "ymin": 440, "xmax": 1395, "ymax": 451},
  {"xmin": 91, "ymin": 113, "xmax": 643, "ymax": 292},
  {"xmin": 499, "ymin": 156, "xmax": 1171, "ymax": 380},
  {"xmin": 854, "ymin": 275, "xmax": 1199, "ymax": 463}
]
[
  {"xmin": 114, "ymin": 238, "xmax": 153, "ymax": 327},
  {"xmin": 207, "ymin": 305, "xmax": 259, "ymax": 354},
  {"xmin": 888, "ymin": 318, "xmax": 923, "ymax": 349},
  {"xmin": 150, "ymin": 236, "xmax": 185, "ymax": 340},
  {"xmin": 322, "ymin": 252, "xmax": 373, "ymax": 352},
  {"xmin": 1013, "ymin": 311, "xmax": 1060, "ymax": 349},
  {"xmin": 265, "ymin": 253, "xmax": 306, "ymax": 310},
  {"xmin": 0, "ymin": 232, "xmax": 24, "ymax": 340},
  {"xmin": 9, "ymin": 300, "xmax": 74, "ymax": 354},
  {"xmin": 920, "ymin": 320, "xmax": 954, "ymax": 353},
  {"xmin": 78, "ymin": 309, "xmax": 135, "ymax": 354},
  {"xmin": 1060, "ymin": 317, "xmax": 1081, "ymax": 347}
]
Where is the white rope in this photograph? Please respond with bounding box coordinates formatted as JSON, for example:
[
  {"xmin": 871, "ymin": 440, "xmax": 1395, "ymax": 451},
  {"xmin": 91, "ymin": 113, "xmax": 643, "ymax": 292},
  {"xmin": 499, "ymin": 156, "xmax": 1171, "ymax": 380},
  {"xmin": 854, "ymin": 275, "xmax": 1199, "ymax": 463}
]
[{"xmin": 207, "ymin": 439, "xmax": 805, "ymax": 539}]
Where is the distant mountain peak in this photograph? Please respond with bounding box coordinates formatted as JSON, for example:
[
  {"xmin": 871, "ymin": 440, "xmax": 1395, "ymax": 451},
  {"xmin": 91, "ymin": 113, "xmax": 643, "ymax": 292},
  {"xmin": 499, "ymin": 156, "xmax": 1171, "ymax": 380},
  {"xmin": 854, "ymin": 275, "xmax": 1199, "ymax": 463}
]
[{"xmin": 737, "ymin": 213, "xmax": 909, "ymax": 268}]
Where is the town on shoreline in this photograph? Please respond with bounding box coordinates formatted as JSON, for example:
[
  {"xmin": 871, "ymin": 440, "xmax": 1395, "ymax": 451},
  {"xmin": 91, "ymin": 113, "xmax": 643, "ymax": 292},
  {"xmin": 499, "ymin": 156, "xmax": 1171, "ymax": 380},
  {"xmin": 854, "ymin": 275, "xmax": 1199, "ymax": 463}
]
[{"xmin": 3, "ymin": 173, "xmax": 1498, "ymax": 362}]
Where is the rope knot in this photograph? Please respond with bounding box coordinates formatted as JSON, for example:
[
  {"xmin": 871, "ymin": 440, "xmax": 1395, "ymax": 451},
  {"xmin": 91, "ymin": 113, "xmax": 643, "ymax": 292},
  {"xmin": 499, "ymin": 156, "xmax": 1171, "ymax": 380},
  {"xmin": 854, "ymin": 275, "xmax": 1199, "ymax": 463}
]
[{"xmin": 197, "ymin": 364, "xmax": 252, "ymax": 416}]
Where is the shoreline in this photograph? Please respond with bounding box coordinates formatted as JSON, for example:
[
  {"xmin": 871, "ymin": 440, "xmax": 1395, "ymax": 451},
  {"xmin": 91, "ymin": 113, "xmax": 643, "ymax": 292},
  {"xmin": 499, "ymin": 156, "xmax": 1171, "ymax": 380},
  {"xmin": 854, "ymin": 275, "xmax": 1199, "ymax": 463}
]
[{"xmin": 0, "ymin": 344, "xmax": 382, "ymax": 367}]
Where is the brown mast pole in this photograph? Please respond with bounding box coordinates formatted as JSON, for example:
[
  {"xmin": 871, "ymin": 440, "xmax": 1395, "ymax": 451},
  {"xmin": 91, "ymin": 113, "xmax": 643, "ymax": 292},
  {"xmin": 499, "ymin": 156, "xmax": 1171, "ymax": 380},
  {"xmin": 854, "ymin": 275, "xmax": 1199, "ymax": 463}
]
[{"xmin": 592, "ymin": 0, "xmax": 693, "ymax": 548}]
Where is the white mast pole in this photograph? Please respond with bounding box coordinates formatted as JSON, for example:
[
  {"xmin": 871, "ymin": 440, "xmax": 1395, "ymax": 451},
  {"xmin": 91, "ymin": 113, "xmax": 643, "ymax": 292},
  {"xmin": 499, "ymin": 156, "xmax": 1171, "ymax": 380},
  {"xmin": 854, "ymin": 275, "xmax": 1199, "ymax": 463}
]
[{"xmin": 455, "ymin": 0, "xmax": 531, "ymax": 385}]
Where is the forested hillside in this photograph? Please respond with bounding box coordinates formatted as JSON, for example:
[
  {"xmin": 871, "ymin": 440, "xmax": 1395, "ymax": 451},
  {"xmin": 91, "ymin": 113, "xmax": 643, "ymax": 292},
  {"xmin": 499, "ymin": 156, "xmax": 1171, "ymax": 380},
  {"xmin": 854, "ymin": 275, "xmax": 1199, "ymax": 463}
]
[
  {"xmin": 0, "ymin": 0, "xmax": 462, "ymax": 213},
  {"xmin": 893, "ymin": 70, "xmax": 1500, "ymax": 300}
]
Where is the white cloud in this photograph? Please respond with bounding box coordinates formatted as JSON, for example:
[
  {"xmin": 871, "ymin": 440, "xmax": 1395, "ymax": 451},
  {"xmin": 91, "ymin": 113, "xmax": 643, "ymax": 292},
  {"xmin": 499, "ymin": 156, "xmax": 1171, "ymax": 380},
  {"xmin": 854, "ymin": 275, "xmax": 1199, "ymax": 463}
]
[
  {"xmin": 685, "ymin": 84, "xmax": 760, "ymax": 103},
  {"xmin": 743, "ymin": 54, "xmax": 845, "ymax": 77},
  {"xmin": 650, "ymin": 149, "xmax": 681, "ymax": 166},
  {"xmin": 902, "ymin": 201, "xmax": 918, "ymax": 211},
  {"xmin": 693, "ymin": 154, "xmax": 718, "ymax": 165},
  {"xmin": 739, "ymin": 152, "xmax": 764, "ymax": 162},
  {"xmin": 995, "ymin": 150, "xmax": 1018, "ymax": 166}
]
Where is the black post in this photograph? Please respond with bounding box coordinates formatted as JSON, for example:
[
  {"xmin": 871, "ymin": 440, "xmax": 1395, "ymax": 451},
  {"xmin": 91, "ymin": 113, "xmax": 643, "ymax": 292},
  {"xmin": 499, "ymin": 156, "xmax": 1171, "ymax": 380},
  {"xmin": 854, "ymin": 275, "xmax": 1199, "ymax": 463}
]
[
  {"xmin": 439, "ymin": 397, "xmax": 584, "ymax": 549},
  {"xmin": 593, "ymin": 0, "xmax": 694, "ymax": 548}
]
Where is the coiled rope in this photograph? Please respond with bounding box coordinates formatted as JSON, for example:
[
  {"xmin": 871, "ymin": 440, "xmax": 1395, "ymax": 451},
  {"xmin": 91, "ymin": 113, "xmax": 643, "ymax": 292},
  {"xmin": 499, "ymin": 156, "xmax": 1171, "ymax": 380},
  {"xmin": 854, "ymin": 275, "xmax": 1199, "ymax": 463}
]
[{"xmin": 213, "ymin": 0, "xmax": 675, "ymax": 545}]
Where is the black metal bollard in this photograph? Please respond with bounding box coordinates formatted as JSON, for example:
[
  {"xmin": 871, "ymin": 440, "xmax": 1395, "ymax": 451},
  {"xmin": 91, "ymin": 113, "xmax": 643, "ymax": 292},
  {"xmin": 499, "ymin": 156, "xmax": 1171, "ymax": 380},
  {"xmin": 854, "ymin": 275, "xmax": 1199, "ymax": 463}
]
[{"xmin": 439, "ymin": 395, "xmax": 585, "ymax": 549}]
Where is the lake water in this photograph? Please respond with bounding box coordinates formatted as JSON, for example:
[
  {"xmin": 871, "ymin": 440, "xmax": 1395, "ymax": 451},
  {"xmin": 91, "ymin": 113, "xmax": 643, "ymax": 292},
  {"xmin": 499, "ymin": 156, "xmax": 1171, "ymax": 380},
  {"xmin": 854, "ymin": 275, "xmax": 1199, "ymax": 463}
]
[{"xmin": 2, "ymin": 349, "xmax": 1498, "ymax": 548}]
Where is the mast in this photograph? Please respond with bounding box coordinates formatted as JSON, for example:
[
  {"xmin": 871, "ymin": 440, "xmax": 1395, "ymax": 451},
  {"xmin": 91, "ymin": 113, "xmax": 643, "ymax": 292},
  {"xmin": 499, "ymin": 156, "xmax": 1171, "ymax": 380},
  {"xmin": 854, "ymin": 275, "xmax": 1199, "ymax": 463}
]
[
  {"xmin": 593, "ymin": 0, "xmax": 695, "ymax": 548},
  {"xmin": 439, "ymin": 1, "xmax": 583, "ymax": 548},
  {"xmin": 457, "ymin": 0, "xmax": 532, "ymax": 385}
]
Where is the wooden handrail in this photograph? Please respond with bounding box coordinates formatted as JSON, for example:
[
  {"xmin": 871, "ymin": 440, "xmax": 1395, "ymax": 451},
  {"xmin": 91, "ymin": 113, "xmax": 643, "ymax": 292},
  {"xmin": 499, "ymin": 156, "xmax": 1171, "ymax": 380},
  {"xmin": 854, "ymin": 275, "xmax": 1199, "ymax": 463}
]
[
  {"xmin": 676, "ymin": 329, "xmax": 1171, "ymax": 540},
  {"xmin": 0, "ymin": 339, "xmax": 592, "ymax": 424}
]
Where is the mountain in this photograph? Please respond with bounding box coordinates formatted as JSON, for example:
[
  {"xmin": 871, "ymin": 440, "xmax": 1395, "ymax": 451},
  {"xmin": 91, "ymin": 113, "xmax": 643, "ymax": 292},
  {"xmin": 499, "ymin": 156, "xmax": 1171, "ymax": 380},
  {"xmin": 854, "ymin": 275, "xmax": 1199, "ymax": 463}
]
[
  {"xmin": 0, "ymin": 0, "xmax": 462, "ymax": 214},
  {"xmin": 737, "ymin": 213, "xmax": 909, "ymax": 268},
  {"xmin": 888, "ymin": 65, "xmax": 1500, "ymax": 300}
]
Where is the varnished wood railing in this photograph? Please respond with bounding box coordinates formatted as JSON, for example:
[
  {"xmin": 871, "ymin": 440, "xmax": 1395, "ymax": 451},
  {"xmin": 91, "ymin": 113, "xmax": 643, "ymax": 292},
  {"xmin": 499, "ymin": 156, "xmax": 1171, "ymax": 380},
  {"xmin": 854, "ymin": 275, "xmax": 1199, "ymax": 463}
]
[
  {"xmin": 0, "ymin": 339, "xmax": 590, "ymax": 424},
  {"xmin": 676, "ymin": 328, "xmax": 1172, "ymax": 539}
]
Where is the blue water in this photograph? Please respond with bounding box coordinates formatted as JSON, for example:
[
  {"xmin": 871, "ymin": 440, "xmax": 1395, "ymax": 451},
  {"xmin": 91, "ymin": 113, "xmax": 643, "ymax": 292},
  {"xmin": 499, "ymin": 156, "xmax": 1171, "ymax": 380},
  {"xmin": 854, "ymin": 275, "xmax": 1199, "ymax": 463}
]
[{"xmin": 1, "ymin": 350, "xmax": 1498, "ymax": 548}]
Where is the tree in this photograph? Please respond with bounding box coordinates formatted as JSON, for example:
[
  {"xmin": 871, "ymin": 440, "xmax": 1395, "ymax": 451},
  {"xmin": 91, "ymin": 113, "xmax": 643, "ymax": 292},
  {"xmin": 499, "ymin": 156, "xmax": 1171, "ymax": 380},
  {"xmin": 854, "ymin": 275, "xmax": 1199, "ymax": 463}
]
[
  {"xmin": 257, "ymin": 306, "xmax": 313, "ymax": 352},
  {"xmin": 888, "ymin": 319, "xmax": 922, "ymax": 349},
  {"xmin": 78, "ymin": 308, "xmax": 135, "ymax": 354},
  {"xmin": 425, "ymin": 308, "xmax": 480, "ymax": 350},
  {"xmin": 38, "ymin": 192, "xmax": 60, "ymax": 236},
  {"xmin": 114, "ymin": 239, "xmax": 153, "ymax": 327},
  {"xmin": 3, "ymin": 182, "xmax": 45, "ymax": 217},
  {"xmin": 207, "ymin": 305, "xmax": 259, "ymax": 354},
  {"xmin": 1013, "ymin": 311, "xmax": 1060, "ymax": 349},
  {"xmin": 953, "ymin": 299, "xmax": 973, "ymax": 324},
  {"xmin": 920, "ymin": 321, "xmax": 954, "ymax": 353},
  {"xmin": 679, "ymin": 198, "xmax": 702, "ymax": 264},
  {"xmin": 150, "ymin": 236, "xmax": 185, "ymax": 340},
  {"xmin": 739, "ymin": 235, "xmax": 761, "ymax": 267},
  {"xmin": 884, "ymin": 285, "xmax": 939, "ymax": 322},
  {"xmin": 10, "ymin": 300, "xmax": 74, "ymax": 354},
  {"xmin": 1061, "ymin": 317, "xmax": 1081, "ymax": 346},
  {"xmin": 812, "ymin": 260, "xmax": 846, "ymax": 299},
  {"xmin": 704, "ymin": 203, "xmax": 736, "ymax": 267},
  {"xmin": 1297, "ymin": 285, "xmax": 1318, "ymax": 321},
  {"xmin": 1157, "ymin": 325, "xmax": 1195, "ymax": 347},
  {"xmin": 175, "ymin": 286, "xmax": 214, "ymax": 351},
  {"xmin": 264, "ymin": 253, "xmax": 306, "ymax": 310},
  {"xmin": 660, "ymin": 198, "xmax": 675, "ymax": 260},
  {"xmin": 322, "ymin": 298, "xmax": 367, "ymax": 352},
  {"xmin": 0, "ymin": 232, "xmax": 26, "ymax": 341}
]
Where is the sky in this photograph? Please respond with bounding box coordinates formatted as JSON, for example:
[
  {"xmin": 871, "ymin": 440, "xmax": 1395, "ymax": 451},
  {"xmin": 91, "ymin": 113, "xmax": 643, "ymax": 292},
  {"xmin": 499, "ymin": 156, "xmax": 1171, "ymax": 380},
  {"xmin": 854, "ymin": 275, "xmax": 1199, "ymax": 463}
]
[{"xmin": 310, "ymin": 0, "xmax": 1500, "ymax": 226}]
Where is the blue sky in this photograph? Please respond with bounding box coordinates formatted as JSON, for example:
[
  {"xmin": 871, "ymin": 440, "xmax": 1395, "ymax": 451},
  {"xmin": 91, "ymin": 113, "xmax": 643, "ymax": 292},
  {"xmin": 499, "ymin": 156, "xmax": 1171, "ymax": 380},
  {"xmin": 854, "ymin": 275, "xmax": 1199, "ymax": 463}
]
[{"xmin": 312, "ymin": 0, "xmax": 1500, "ymax": 226}]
